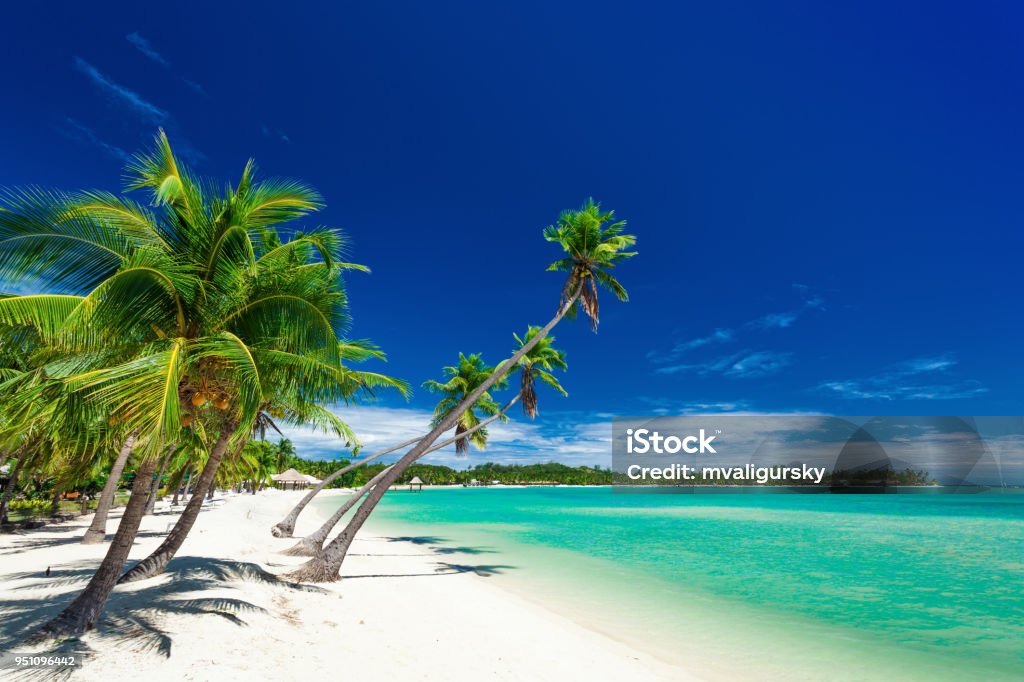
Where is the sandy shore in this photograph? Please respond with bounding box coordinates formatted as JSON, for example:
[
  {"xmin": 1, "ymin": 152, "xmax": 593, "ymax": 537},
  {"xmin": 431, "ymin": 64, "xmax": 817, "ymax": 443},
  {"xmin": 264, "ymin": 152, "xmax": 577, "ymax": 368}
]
[{"xmin": 0, "ymin": 489, "xmax": 697, "ymax": 681}]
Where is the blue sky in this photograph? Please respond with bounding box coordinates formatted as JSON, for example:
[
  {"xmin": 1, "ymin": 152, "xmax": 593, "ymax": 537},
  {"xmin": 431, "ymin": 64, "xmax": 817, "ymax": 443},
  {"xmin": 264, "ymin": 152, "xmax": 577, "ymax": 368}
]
[{"xmin": 2, "ymin": 2, "xmax": 1022, "ymax": 465}]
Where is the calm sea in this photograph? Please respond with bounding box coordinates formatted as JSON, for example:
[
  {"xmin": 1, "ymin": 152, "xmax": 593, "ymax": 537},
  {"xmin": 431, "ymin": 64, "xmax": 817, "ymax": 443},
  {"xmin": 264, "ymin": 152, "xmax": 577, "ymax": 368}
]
[{"xmin": 344, "ymin": 487, "xmax": 1024, "ymax": 681}]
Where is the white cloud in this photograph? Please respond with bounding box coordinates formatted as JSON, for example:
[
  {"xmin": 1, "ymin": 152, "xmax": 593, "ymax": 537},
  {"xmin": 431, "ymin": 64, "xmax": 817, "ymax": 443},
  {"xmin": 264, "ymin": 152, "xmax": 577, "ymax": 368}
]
[
  {"xmin": 73, "ymin": 57, "xmax": 168, "ymax": 123},
  {"xmin": 126, "ymin": 32, "xmax": 169, "ymax": 67},
  {"xmin": 654, "ymin": 350, "xmax": 793, "ymax": 378},
  {"xmin": 275, "ymin": 404, "xmax": 612, "ymax": 469},
  {"xmin": 648, "ymin": 286, "xmax": 822, "ymax": 377},
  {"xmin": 126, "ymin": 32, "xmax": 205, "ymax": 94},
  {"xmin": 818, "ymin": 355, "xmax": 987, "ymax": 401}
]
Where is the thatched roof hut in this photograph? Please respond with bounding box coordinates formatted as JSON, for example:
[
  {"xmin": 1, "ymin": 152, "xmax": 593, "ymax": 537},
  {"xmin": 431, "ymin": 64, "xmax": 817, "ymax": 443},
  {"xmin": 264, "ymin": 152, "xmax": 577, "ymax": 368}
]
[{"xmin": 271, "ymin": 468, "xmax": 313, "ymax": 490}]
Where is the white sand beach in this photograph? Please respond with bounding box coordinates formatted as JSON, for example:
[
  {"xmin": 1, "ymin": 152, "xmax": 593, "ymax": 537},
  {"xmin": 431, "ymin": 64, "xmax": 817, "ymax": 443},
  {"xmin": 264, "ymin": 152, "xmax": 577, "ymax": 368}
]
[{"xmin": 0, "ymin": 490, "xmax": 697, "ymax": 681}]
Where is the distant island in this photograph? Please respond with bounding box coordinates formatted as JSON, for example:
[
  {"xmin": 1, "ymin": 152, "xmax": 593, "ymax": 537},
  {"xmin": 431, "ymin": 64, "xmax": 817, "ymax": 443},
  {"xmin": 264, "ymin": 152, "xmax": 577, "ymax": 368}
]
[
  {"xmin": 278, "ymin": 449, "xmax": 938, "ymax": 489},
  {"xmin": 280, "ymin": 454, "xmax": 614, "ymax": 487}
]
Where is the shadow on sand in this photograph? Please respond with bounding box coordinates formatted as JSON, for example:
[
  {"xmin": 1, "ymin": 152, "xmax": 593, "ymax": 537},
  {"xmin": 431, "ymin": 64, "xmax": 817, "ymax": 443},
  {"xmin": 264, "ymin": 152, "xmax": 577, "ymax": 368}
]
[
  {"xmin": 341, "ymin": 535, "xmax": 512, "ymax": 578},
  {"xmin": 0, "ymin": 557, "xmax": 328, "ymax": 671}
]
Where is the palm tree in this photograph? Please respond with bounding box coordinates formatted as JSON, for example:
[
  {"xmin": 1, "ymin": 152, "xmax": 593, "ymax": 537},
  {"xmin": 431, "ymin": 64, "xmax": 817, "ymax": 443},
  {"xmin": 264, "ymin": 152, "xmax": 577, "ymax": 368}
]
[
  {"xmin": 544, "ymin": 197, "xmax": 635, "ymax": 331},
  {"xmin": 275, "ymin": 438, "xmax": 296, "ymax": 473},
  {"xmin": 0, "ymin": 131, "xmax": 387, "ymax": 638},
  {"xmin": 423, "ymin": 353, "xmax": 506, "ymax": 456},
  {"xmin": 268, "ymin": 352, "xmax": 491, "ymax": 539},
  {"xmin": 269, "ymin": 433, "xmax": 422, "ymax": 538},
  {"xmin": 281, "ymin": 381, "xmax": 529, "ymax": 557},
  {"xmin": 80, "ymin": 434, "xmax": 137, "ymax": 543},
  {"xmin": 281, "ymin": 333, "xmax": 569, "ymax": 556},
  {"xmin": 285, "ymin": 198, "xmax": 635, "ymax": 582},
  {"xmin": 513, "ymin": 327, "xmax": 567, "ymax": 418}
]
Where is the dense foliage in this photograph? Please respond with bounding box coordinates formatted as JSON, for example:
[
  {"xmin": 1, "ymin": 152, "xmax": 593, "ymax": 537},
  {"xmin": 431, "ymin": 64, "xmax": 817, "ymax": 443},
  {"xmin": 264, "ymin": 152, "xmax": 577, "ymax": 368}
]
[{"xmin": 357, "ymin": 461, "xmax": 614, "ymax": 486}]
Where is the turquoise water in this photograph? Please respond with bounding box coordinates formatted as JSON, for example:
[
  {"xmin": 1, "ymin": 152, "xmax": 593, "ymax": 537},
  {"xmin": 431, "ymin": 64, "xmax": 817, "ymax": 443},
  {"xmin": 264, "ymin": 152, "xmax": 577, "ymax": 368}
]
[{"xmin": 351, "ymin": 488, "xmax": 1024, "ymax": 681}]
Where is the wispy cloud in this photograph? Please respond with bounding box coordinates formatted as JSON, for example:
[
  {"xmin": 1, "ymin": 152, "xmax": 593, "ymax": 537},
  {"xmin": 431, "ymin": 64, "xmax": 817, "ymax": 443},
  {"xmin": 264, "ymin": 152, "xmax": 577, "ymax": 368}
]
[
  {"xmin": 819, "ymin": 355, "xmax": 987, "ymax": 401},
  {"xmin": 126, "ymin": 32, "xmax": 168, "ymax": 67},
  {"xmin": 125, "ymin": 32, "xmax": 205, "ymax": 94},
  {"xmin": 746, "ymin": 289, "xmax": 824, "ymax": 330},
  {"xmin": 56, "ymin": 118, "xmax": 130, "ymax": 161},
  {"xmin": 655, "ymin": 350, "xmax": 793, "ymax": 378},
  {"xmin": 725, "ymin": 350, "xmax": 794, "ymax": 378},
  {"xmin": 635, "ymin": 396, "xmax": 823, "ymax": 417},
  {"xmin": 71, "ymin": 55, "xmax": 205, "ymax": 164},
  {"xmin": 646, "ymin": 328, "xmax": 732, "ymax": 364},
  {"xmin": 648, "ymin": 286, "xmax": 822, "ymax": 376},
  {"xmin": 637, "ymin": 397, "xmax": 753, "ymax": 415},
  {"xmin": 262, "ymin": 124, "xmax": 291, "ymax": 144},
  {"xmin": 73, "ymin": 57, "xmax": 168, "ymax": 123}
]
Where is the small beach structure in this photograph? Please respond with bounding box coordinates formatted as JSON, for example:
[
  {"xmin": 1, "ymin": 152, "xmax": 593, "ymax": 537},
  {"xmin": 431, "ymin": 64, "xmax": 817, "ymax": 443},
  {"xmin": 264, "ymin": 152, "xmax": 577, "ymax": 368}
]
[
  {"xmin": 408, "ymin": 476, "xmax": 424, "ymax": 492},
  {"xmin": 271, "ymin": 468, "xmax": 314, "ymax": 490}
]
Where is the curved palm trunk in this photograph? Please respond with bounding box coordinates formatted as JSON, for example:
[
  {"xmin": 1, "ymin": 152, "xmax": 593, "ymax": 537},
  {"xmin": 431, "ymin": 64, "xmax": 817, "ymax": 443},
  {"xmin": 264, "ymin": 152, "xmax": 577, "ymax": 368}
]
[
  {"xmin": 1, "ymin": 455, "xmax": 25, "ymax": 526},
  {"xmin": 270, "ymin": 434, "xmax": 430, "ymax": 538},
  {"xmin": 285, "ymin": 292, "xmax": 577, "ymax": 582},
  {"xmin": 145, "ymin": 449, "xmax": 173, "ymax": 515},
  {"xmin": 32, "ymin": 456, "xmax": 157, "ymax": 640},
  {"xmin": 283, "ymin": 394, "xmax": 520, "ymax": 557},
  {"xmin": 82, "ymin": 433, "xmax": 137, "ymax": 544},
  {"xmin": 281, "ymin": 467, "xmax": 392, "ymax": 556},
  {"xmin": 170, "ymin": 466, "xmax": 188, "ymax": 506},
  {"xmin": 117, "ymin": 425, "xmax": 239, "ymax": 584}
]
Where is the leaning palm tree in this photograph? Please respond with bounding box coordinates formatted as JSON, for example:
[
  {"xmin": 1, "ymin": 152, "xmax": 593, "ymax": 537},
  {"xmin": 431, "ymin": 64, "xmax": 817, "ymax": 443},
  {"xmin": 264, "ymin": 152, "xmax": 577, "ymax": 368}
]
[
  {"xmin": 544, "ymin": 197, "xmax": 634, "ymax": 331},
  {"xmin": 80, "ymin": 433, "xmax": 137, "ymax": 543},
  {"xmin": 0, "ymin": 131, "xmax": 389, "ymax": 639},
  {"xmin": 423, "ymin": 353, "xmax": 506, "ymax": 456},
  {"xmin": 270, "ymin": 333, "xmax": 568, "ymax": 538},
  {"xmin": 285, "ymin": 198, "xmax": 635, "ymax": 582},
  {"xmin": 282, "ymin": 378, "xmax": 532, "ymax": 557},
  {"xmin": 282, "ymin": 333, "xmax": 569, "ymax": 557},
  {"xmin": 513, "ymin": 327, "xmax": 567, "ymax": 418}
]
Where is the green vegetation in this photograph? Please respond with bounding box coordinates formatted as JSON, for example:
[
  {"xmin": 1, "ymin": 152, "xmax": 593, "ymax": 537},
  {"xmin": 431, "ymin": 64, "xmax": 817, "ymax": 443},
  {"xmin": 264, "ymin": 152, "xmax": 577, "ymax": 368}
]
[
  {"xmin": 0, "ymin": 124, "xmax": 637, "ymax": 608},
  {"xmin": 0, "ymin": 131, "xmax": 406, "ymax": 636},
  {"xmin": 360, "ymin": 462, "xmax": 613, "ymax": 486}
]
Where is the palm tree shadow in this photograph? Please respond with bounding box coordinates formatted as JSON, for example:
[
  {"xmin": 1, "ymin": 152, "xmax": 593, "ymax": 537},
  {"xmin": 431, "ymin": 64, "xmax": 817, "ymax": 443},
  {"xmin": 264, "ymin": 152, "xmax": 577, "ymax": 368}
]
[
  {"xmin": 383, "ymin": 535, "xmax": 497, "ymax": 556},
  {"xmin": 0, "ymin": 557, "xmax": 327, "ymax": 662},
  {"xmin": 342, "ymin": 562, "xmax": 515, "ymax": 579},
  {"xmin": 0, "ymin": 530, "xmax": 167, "ymax": 556},
  {"xmin": 384, "ymin": 535, "xmax": 450, "ymax": 545},
  {"xmin": 431, "ymin": 546, "xmax": 497, "ymax": 555},
  {"xmin": 435, "ymin": 562, "xmax": 514, "ymax": 577}
]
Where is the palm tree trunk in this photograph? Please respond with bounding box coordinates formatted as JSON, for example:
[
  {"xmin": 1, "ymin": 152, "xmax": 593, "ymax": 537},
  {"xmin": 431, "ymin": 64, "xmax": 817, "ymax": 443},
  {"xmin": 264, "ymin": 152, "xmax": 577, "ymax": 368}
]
[
  {"xmin": 0, "ymin": 455, "xmax": 25, "ymax": 526},
  {"xmin": 32, "ymin": 455, "xmax": 157, "ymax": 640},
  {"xmin": 270, "ymin": 434, "xmax": 434, "ymax": 538},
  {"xmin": 145, "ymin": 449, "xmax": 173, "ymax": 515},
  {"xmin": 285, "ymin": 292, "xmax": 578, "ymax": 582},
  {"xmin": 281, "ymin": 467, "xmax": 392, "ymax": 556},
  {"xmin": 281, "ymin": 395, "xmax": 521, "ymax": 557},
  {"xmin": 117, "ymin": 425, "xmax": 239, "ymax": 584},
  {"xmin": 170, "ymin": 466, "xmax": 188, "ymax": 506},
  {"xmin": 82, "ymin": 433, "xmax": 137, "ymax": 544}
]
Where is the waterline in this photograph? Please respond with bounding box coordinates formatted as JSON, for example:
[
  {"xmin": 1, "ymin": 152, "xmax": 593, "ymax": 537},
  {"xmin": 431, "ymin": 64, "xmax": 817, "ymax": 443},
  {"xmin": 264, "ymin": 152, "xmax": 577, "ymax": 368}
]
[{"xmin": 344, "ymin": 487, "xmax": 1024, "ymax": 681}]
